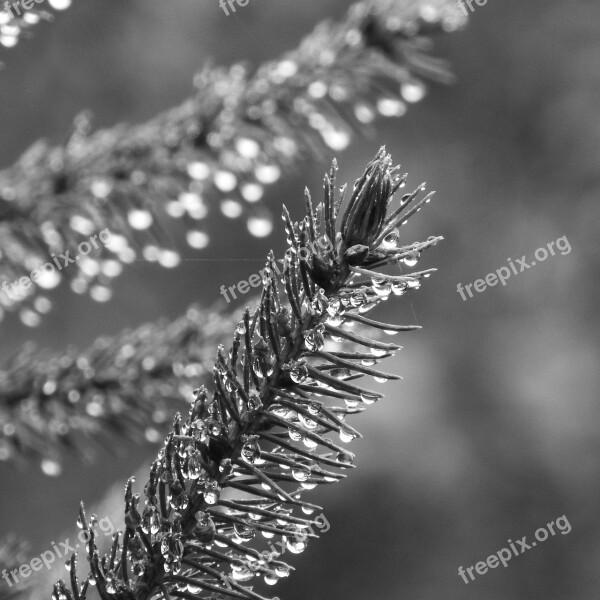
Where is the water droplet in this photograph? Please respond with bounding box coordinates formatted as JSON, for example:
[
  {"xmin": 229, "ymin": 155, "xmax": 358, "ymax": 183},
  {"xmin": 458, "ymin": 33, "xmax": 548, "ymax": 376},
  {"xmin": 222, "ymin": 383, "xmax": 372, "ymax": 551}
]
[
  {"xmin": 49, "ymin": 0, "xmax": 72, "ymax": 9},
  {"xmin": 401, "ymin": 81, "xmax": 427, "ymax": 103},
  {"xmin": 179, "ymin": 192, "xmax": 206, "ymax": 218},
  {"xmin": 303, "ymin": 327, "xmax": 324, "ymax": 352},
  {"xmin": 128, "ymin": 209, "xmax": 153, "ymax": 230},
  {"xmin": 275, "ymin": 565, "xmax": 290, "ymax": 577},
  {"xmin": 185, "ymin": 449, "xmax": 203, "ymax": 480},
  {"xmin": 34, "ymin": 296, "xmax": 52, "ymax": 314},
  {"xmin": 204, "ymin": 482, "xmax": 220, "ymax": 505},
  {"xmin": 354, "ymin": 103, "xmax": 375, "ymax": 123},
  {"xmin": 358, "ymin": 302, "xmax": 376, "ymax": 314},
  {"xmin": 214, "ymin": 170, "xmax": 237, "ymax": 192},
  {"xmin": 288, "ymin": 429, "xmax": 302, "ymax": 442},
  {"xmin": 69, "ymin": 215, "xmax": 95, "ymax": 235},
  {"xmin": 24, "ymin": 13, "xmax": 40, "ymax": 24},
  {"xmin": 377, "ymin": 98, "xmax": 407, "ymax": 117},
  {"xmin": 307, "ymin": 403, "xmax": 320, "ymax": 416},
  {"xmin": 187, "ymin": 161, "xmax": 211, "ymax": 180},
  {"xmin": 232, "ymin": 566, "xmax": 254, "ymax": 582},
  {"xmin": 337, "ymin": 452, "xmax": 353, "ymax": 465},
  {"xmin": 403, "ymin": 251, "xmax": 420, "ymax": 267},
  {"xmin": 241, "ymin": 438, "xmax": 260, "ymax": 463},
  {"xmin": 241, "ymin": 183, "xmax": 264, "ymax": 203},
  {"xmin": 298, "ymin": 414, "xmax": 317, "ymax": 430},
  {"xmin": 361, "ymin": 393, "xmax": 378, "ymax": 405},
  {"xmin": 0, "ymin": 439, "xmax": 12, "ymax": 461},
  {"xmin": 142, "ymin": 507, "xmax": 160, "ymax": 535},
  {"xmin": 308, "ymin": 81, "xmax": 328, "ymax": 98},
  {"xmin": 372, "ymin": 278, "xmax": 392, "ymax": 297},
  {"xmin": 90, "ymin": 177, "xmax": 113, "ymax": 199},
  {"xmin": 221, "ymin": 199, "xmax": 243, "ymax": 218},
  {"xmin": 102, "ymin": 259, "xmax": 123, "ymax": 278},
  {"xmin": 253, "ymin": 357, "xmax": 266, "ymax": 379},
  {"xmin": 303, "ymin": 437, "xmax": 317, "ymax": 449},
  {"xmin": 166, "ymin": 200, "xmax": 185, "ymax": 218},
  {"xmin": 339, "ymin": 430, "xmax": 355, "ymax": 444},
  {"xmin": 286, "ymin": 539, "xmax": 306, "ymax": 554},
  {"xmin": 255, "ymin": 164, "xmax": 281, "ymax": 184},
  {"xmin": 235, "ymin": 137, "xmax": 261, "ymax": 159},
  {"xmin": 41, "ymin": 458, "xmax": 62, "ymax": 476},
  {"xmin": 90, "ymin": 285, "xmax": 112, "ymax": 302},
  {"xmin": 275, "ymin": 59, "xmax": 298, "ymax": 78},
  {"xmin": 20, "ymin": 308, "xmax": 41, "ymax": 327},
  {"xmin": 350, "ymin": 294, "xmax": 363, "ymax": 307},
  {"xmin": 292, "ymin": 467, "xmax": 310, "ymax": 482},
  {"xmin": 322, "ymin": 127, "xmax": 350, "ymax": 151},
  {"xmin": 326, "ymin": 298, "xmax": 341, "ymax": 316},
  {"xmin": 380, "ymin": 228, "xmax": 400, "ymax": 250},
  {"xmin": 186, "ymin": 582, "xmax": 202, "ymax": 594},
  {"xmin": 234, "ymin": 523, "xmax": 255, "ymax": 543},
  {"xmin": 370, "ymin": 348, "xmax": 387, "ymax": 358},
  {"xmin": 77, "ymin": 256, "xmax": 99, "ymax": 278},
  {"xmin": 392, "ymin": 281, "xmax": 407, "ymax": 296},
  {"xmin": 247, "ymin": 214, "xmax": 273, "ymax": 238},
  {"xmin": 289, "ymin": 364, "xmax": 308, "ymax": 384},
  {"xmin": 186, "ymin": 230, "xmax": 209, "ymax": 249},
  {"xmin": 37, "ymin": 268, "xmax": 61, "ymax": 290},
  {"xmin": 331, "ymin": 368, "xmax": 351, "ymax": 380}
]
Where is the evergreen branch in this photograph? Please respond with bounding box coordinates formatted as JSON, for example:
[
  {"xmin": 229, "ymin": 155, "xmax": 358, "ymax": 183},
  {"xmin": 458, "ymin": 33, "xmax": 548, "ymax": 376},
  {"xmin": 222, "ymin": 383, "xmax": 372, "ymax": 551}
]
[
  {"xmin": 52, "ymin": 148, "xmax": 442, "ymax": 600},
  {"xmin": 0, "ymin": 5, "xmax": 53, "ymax": 52},
  {"xmin": 0, "ymin": 0, "xmax": 464, "ymax": 325},
  {"xmin": 0, "ymin": 303, "xmax": 236, "ymax": 473}
]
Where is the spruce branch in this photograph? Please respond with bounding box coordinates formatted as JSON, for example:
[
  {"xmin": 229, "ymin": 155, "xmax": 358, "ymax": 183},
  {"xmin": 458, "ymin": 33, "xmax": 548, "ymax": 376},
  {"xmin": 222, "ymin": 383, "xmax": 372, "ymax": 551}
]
[
  {"xmin": 0, "ymin": 0, "xmax": 464, "ymax": 325},
  {"xmin": 0, "ymin": 303, "xmax": 236, "ymax": 473},
  {"xmin": 0, "ymin": 6, "xmax": 53, "ymax": 52},
  {"xmin": 52, "ymin": 148, "xmax": 442, "ymax": 600}
]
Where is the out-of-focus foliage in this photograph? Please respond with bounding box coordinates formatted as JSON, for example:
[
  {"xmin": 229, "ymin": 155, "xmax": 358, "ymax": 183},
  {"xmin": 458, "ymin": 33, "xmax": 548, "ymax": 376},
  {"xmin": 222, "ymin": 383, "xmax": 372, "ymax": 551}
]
[{"xmin": 0, "ymin": 0, "xmax": 463, "ymax": 325}]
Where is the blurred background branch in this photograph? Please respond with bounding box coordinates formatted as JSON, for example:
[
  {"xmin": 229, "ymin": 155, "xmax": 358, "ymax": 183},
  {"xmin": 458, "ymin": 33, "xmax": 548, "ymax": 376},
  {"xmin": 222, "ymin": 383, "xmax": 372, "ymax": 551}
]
[
  {"xmin": 0, "ymin": 0, "xmax": 464, "ymax": 325},
  {"xmin": 0, "ymin": 302, "xmax": 236, "ymax": 472}
]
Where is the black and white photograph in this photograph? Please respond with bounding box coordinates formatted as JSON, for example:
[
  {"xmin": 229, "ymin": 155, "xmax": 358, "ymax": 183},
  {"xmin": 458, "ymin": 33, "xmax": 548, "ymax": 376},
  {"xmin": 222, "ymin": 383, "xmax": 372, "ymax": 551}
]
[{"xmin": 0, "ymin": 1, "xmax": 598, "ymax": 599}]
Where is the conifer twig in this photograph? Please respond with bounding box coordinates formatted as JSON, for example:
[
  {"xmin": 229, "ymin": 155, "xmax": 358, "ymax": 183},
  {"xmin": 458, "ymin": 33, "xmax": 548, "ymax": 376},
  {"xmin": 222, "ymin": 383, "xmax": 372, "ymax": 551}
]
[
  {"xmin": 0, "ymin": 5, "xmax": 53, "ymax": 51},
  {"xmin": 0, "ymin": 0, "xmax": 464, "ymax": 324},
  {"xmin": 0, "ymin": 303, "xmax": 236, "ymax": 473},
  {"xmin": 52, "ymin": 148, "xmax": 442, "ymax": 600}
]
